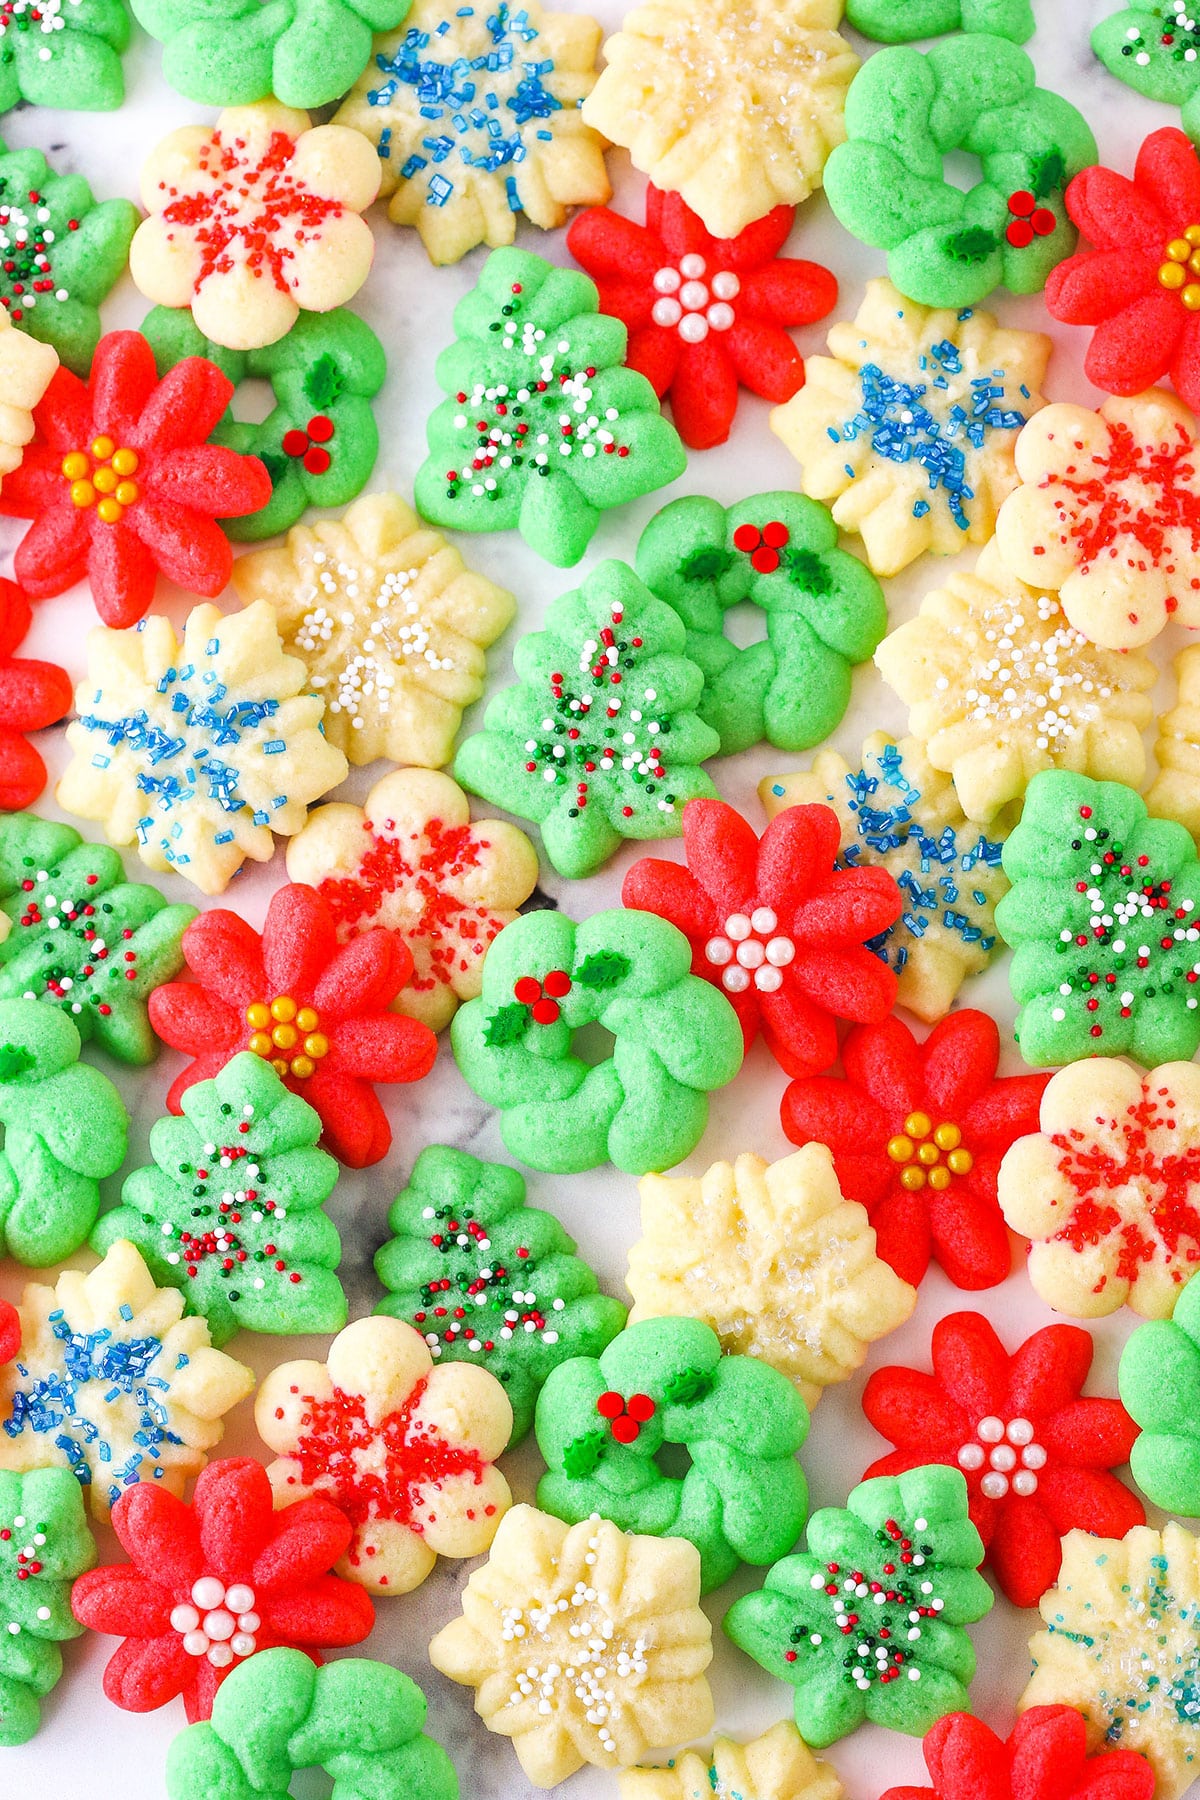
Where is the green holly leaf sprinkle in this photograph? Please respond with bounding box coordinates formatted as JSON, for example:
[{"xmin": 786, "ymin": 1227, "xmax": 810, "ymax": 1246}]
[
  {"xmin": 303, "ymin": 352, "xmax": 345, "ymax": 410},
  {"xmin": 574, "ymin": 951, "xmax": 632, "ymax": 990},
  {"xmin": 946, "ymin": 226, "xmax": 999, "ymax": 263},
  {"xmin": 663, "ymin": 1366, "xmax": 714, "ymax": 1405},
  {"xmin": 482, "ymin": 1003, "xmax": 530, "ymax": 1047},
  {"xmin": 561, "ymin": 1427, "xmax": 607, "ymax": 1479},
  {"xmin": 782, "ymin": 547, "xmax": 835, "ymax": 596}
]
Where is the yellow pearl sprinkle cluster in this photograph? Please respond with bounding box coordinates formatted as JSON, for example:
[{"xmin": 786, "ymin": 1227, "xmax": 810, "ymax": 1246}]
[
  {"xmin": 885, "ymin": 1112, "xmax": 974, "ymax": 1192},
  {"xmin": 61, "ymin": 436, "xmax": 141, "ymax": 524},
  {"xmin": 1158, "ymin": 224, "xmax": 1200, "ymax": 310},
  {"xmin": 246, "ymin": 995, "xmax": 329, "ymax": 1081}
]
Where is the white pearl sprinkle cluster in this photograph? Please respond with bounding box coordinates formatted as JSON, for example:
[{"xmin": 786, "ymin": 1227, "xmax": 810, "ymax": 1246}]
[
  {"xmin": 298, "ymin": 551, "xmax": 451, "ymax": 729},
  {"xmin": 705, "ymin": 907, "xmax": 795, "ymax": 993},
  {"xmin": 170, "ymin": 1576, "xmax": 260, "ymax": 1668},
  {"xmin": 650, "ymin": 253, "xmax": 739, "ymax": 343},
  {"xmin": 957, "ymin": 1415, "xmax": 1047, "ymax": 1499}
]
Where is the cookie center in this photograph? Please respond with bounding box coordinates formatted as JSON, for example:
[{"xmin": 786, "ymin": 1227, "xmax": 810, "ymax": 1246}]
[
  {"xmin": 704, "ymin": 907, "xmax": 794, "ymax": 994},
  {"xmin": 61, "ymin": 437, "xmax": 140, "ymax": 524},
  {"xmin": 956, "ymin": 1415, "xmax": 1046, "ymax": 1499},
  {"xmin": 650, "ymin": 254, "xmax": 739, "ymax": 343},
  {"xmin": 12, "ymin": 860, "xmax": 134, "ymax": 1020},
  {"xmin": 153, "ymin": 1106, "xmax": 304, "ymax": 1301},
  {"xmin": 244, "ymin": 994, "xmax": 329, "ymax": 1080},
  {"xmin": 296, "ymin": 550, "xmax": 451, "ymax": 730},
  {"xmin": 412, "ymin": 1199, "xmax": 564, "ymax": 1359},
  {"xmin": 1, "ymin": 1513, "xmax": 51, "ymax": 1643},
  {"xmin": 170, "ymin": 1577, "xmax": 260, "ymax": 1669},
  {"xmin": 886, "ymin": 1112, "xmax": 974, "ymax": 1192},
  {"xmin": 787, "ymin": 1515, "xmax": 944, "ymax": 1691},
  {"xmin": 0, "ymin": 182, "xmax": 73, "ymax": 324},
  {"xmin": 281, "ymin": 412, "xmax": 335, "ymax": 475}
]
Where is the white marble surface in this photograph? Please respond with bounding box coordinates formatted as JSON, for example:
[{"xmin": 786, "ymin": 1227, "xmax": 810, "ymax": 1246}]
[{"xmin": 0, "ymin": 3, "xmax": 1192, "ymax": 1796}]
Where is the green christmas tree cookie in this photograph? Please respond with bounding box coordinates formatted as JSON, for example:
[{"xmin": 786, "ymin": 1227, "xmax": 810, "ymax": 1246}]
[
  {"xmin": 414, "ymin": 247, "xmax": 687, "ymax": 567},
  {"xmin": 847, "ymin": 0, "xmax": 1034, "ymax": 41},
  {"xmin": 93, "ymin": 1052, "xmax": 347, "ymax": 1347},
  {"xmin": 0, "ymin": 0, "xmax": 128, "ymax": 112},
  {"xmin": 133, "ymin": 0, "xmax": 413, "ymax": 111},
  {"xmin": 374, "ymin": 1145, "xmax": 627, "ymax": 1443},
  {"xmin": 165, "ymin": 1649, "xmax": 458, "ymax": 1800},
  {"xmin": 635, "ymin": 492, "xmax": 888, "ymax": 757},
  {"xmin": 454, "ymin": 560, "xmax": 719, "ymax": 878},
  {"xmin": 0, "ymin": 813, "xmax": 196, "ymax": 1066},
  {"xmin": 724, "ymin": 1465, "xmax": 992, "ymax": 1748},
  {"xmin": 451, "ymin": 907, "xmax": 744, "ymax": 1174},
  {"xmin": 0, "ymin": 997, "xmax": 127, "ymax": 1266},
  {"xmin": 0, "ymin": 1467, "xmax": 96, "ymax": 1747},
  {"xmin": 995, "ymin": 770, "xmax": 1200, "ymax": 1067},
  {"xmin": 534, "ymin": 1315, "xmax": 809, "ymax": 1593},
  {"xmin": 0, "ymin": 139, "xmax": 137, "ymax": 373},
  {"xmin": 1093, "ymin": 2, "xmax": 1200, "ymax": 129},
  {"xmin": 141, "ymin": 306, "xmax": 387, "ymax": 542},
  {"xmin": 1120, "ymin": 1267, "xmax": 1200, "ymax": 1515}
]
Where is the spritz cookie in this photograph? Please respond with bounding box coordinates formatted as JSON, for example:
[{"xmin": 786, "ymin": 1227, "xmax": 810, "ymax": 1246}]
[
  {"xmin": 0, "ymin": 309, "xmax": 56, "ymax": 497},
  {"xmin": 1149, "ymin": 644, "xmax": 1200, "ymax": 840},
  {"xmin": 620, "ymin": 1723, "xmax": 843, "ymax": 1800}
]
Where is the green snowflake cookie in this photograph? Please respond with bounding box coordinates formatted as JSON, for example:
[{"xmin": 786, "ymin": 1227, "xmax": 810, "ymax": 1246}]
[
  {"xmin": 450, "ymin": 907, "xmax": 744, "ymax": 1175},
  {"xmin": 414, "ymin": 247, "xmax": 687, "ymax": 567},
  {"xmin": 0, "ymin": 998, "xmax": 127, "ymax": 1266},
  {"xmin": 847, "ymin": 0, "xmax": 1034, "ymax": 41},
  {"xmin": 724, "ymin": 1465, "xmax": 992, "ymax": 1749},
  {"xmin": 454, "ymin": 560, "xmax": 718, "ymax": 878},
  {"xmin": 824, "ymin": 35, "xmax": 1097, "ymax": 309},
  {"xmin": 373, "ymin": 1145, "xmax": 627, "ymax": 1443},
  {"xmin": 0, "ymin": 813, "xmax": 196, "ymax": 1066},
  {"xmin": 0, "ymin": 1468, "xmax": 95, "ymax": 1747},
  {"xmin": 635, "ymin": 492, "xmax": 887, "ymax": 757},
  {"xmin": 93, "ymin": 1051, "xmax": 347, "ymax": 1347},
  {"xmin": 995, "ymin": 770, "xmax": 1200, "ymax": 1067},
  {"xmin": 0, "ymin": 0, "xmax": 128, "ymax": 112},
  {"xmin": 165, "ymin": 1648, "xmax": 458, "ymax": 1800},
  {"xmin": 1120, "ymin": 1267, "xmax": 1200, "ymax": 1514},
  {"xmin": 141, "ymin": 306, "xmax": 387, "ymax": 543},
  {"xmin": 534, "ymin": 1315, "xmax": 808, "ymax": 1593},
  {"xmin": 1093, "ymin": 3, "xmax": 1200, "ymax": 120},
  {"xmin": 0, "ymin": 140, "xmax": 137, "ymax": 374}
]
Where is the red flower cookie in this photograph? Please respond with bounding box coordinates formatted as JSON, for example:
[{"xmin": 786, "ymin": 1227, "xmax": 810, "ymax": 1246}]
[
  {"xmin": 0, "ymin": 330, "xmax": 271, "ymax": 628},
  {"xmin": 71, "ymin": 1456, "xmax": 373, "ymax": 1724},
  {"xmin": 782, "ymin": 1011, "xmax": 1048, "ymax": 1289},
  {"xmin": 567, "ymin": 186, "xmax": 837, "ymax": 451},
  {"xmin": 881, "ymin": 1707, "xmax": 1154, "ymax": 1800},
  {"xmin": 1047, "ymin": 127, "xmax": 1200, "ymax": 412},
  {"xmin": 0, "ymin": 577, "xmax": 71, "ymax": 810},
  {"xmin": 623, "ymin": 798, "xmax": 902, "ymax": 1079},
  {"xmin": 863, "ymin": 1311, "xmax": 1143, "ymax": 1608},
  {"xmin": 147, "ymin": 883, "xmax": 438, "ymax": 1167}
]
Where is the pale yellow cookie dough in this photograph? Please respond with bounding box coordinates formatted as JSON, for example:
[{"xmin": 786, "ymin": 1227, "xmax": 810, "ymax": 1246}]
[
  {"xmin": 998, "ymin": 1057, "xmax": 1200, "ymax": 1319},
  {"xmin": 0, "ymin": 307, "xmax": 56, "ymax": 490},
  {"xmin": 0, "ymin": 1239, "xmax": 254, "ymax": 1522},
  {"xmin": 429, "ymin": 1504, "xmax": 714, "ymax": 1787},
  {"xmin": 874, "ymin": 539, "xmax": 1156, "ymax": 825},
  {"xmin": 620, "ymin": 1722, "xmax": 844, "ymax": 1800},
  {"xmin": 231, "ymin": 492, "xmax": 516, "ymax": 769},
  {"xmin": 1146, "ymin": 645, "xmax": 1200, "ymax": 842},
  {"xmin": 256, "ymin": 1315, "xmax": 512, "ymax": 1596},
  {"xmin": 1022, "ymin": 1522, "xmax": 1200, "ymax": 1800},
  {"xmin": 334, "ymin": 0, "xmax": 610, "ymax": 266},
  {"xmin": 581, "ymin": 0, "xmax": 858, "ymax": 240},
  {"xmin": 772, "ymin": 279, "xmax": 1050, "ymax": 577},
  {"xmin": 628, "ymin": 1147, "xmax": 915, "ymax": 1410}
]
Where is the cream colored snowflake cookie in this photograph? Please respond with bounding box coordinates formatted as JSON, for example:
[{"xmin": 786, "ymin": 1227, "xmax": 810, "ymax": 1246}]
[
  {"xmin": 874, "ymin": 539, "xmax": 1156, "ymax": 825},
  {"xmin": 333, "ymin": 0, "xmax": 610, "ymax": 266},
  {"xmin": 0, "ymin": 1238, "xmax": 254, "ymax": 1522},
  {"xmin": 772, "ymin": 279, "xmax": 1050, "ymax": 577},
  {"xmin": 0, "ymin": 308, "xmax": 57, "ymax": 493},
  {"xmin": 255, "ymin": 1315, "xmax": 512, "ymax": 1597},
  {"xmin": 998, "ymin": 1058, "xmax": 1200, "ymax": 1320},
  {"xmin": 580, "ymin": 0, "xmax": 858, "ymax": 240},
  {"xmin": 56, "ymin": 600, "xmax": 348, "ymax": 896},
  {"xmin": 130, "ymin": 101, "xmax": 380, "ymax": 352},
  {"xmin": 231, "ymin": 493, "xmax": 516, "ymax": 770},
  {"xmin": 1022, "ymin": 1522, "xmax": 1200, "ymax": 1800},
  {"xmin": 628, "ymin": 1147, "xmax": 915, "ymax": 1410},
  {"xmin": 760, "ymin": 731, "xmax": 1012, "ymax": 1022},
  {"xmin": 428, "ymin": 1503, "xmax": 714, "ymax": 1787},
  {"xmin": 620, "ymin": 1722, "xmax": 844, "ymax": 1800},
  {"xmin": 996, "ymin": 389, "xmax": 1200, "ymax": 650},
  {"xmin": 1149, "ymin": 645, "xmax": 1200, "ymax": 841},
  {"xmin": 285, "ymin": 767, "xmax": 539, "ymax": 1032}
]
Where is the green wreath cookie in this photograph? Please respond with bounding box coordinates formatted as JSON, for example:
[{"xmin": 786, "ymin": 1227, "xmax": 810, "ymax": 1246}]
[
  {"xmin": 374, "ymin": 1145, "xmax": 627, "ymax": 1442},
  {"xmin": 824, "ymin": 35, "xmax": 1098, "ymax": 309},
  {"xmin": 132, "ymin": 0, "xmax": 412, "ymax": 110},
  {"xmin": 1120, "ymin": 1267, "xmax": 1200, "ymax": 1514},
  {"xmin": 534, "ymin": 1316, "xmax": 808, "ymax": 1593},
  {"xmin": 0, "ymin": 1468, "xmax": 96, "ymax": 1747},
  {"xmin": 724, "ymin": 1465, "xmax": 993, "ymax": 1748},
  {"xmin": 847, "ymin": 0, "xmax": 1034, "ymax": 42},
  {"xmin": 635, "ymin": 492, "xmax": 888, "ymax": 757},
  {"xmin": 165, "ymin": 1648, "xmax": 458, "ymax": 1800},
  {"xmin": 142, "ymin": 307, "xmax": 387, "ymax": 543},
  {"xmin": 0, "ymin": 997, "xmax": 127, "ymax": 1266},
  {"xmin": 1093, "ymin": 2, "xmax": 1200, "ymax": 128},
  {"xmin": 450, "ymin": 907, "xmax": 744, "ymax": 1175},
  {"xmin": 454, "ymin": 559, "xmax": 719, "ymax": 879},
  {"xmin": 0, "ymin": 0, "xmax": 128, "ymax": 112}
]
